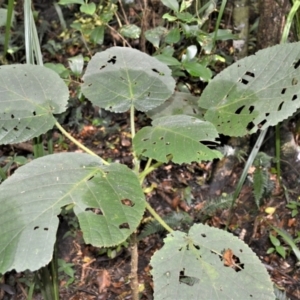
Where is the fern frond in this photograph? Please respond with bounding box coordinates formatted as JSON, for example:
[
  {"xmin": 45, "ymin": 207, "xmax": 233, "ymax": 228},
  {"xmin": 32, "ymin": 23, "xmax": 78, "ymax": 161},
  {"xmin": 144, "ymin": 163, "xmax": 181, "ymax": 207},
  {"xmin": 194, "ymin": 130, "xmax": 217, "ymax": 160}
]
[{"xmin": 200, "ymin": 194, "xmax": 232, "ymax": 217}]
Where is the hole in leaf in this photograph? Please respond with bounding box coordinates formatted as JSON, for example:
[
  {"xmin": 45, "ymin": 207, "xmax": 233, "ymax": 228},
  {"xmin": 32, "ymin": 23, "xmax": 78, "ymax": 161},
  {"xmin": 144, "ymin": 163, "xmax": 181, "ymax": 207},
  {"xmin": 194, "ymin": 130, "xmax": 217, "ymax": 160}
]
[
  {"xmin": 222, "ymin": 248, "xmax": 244, "ymax": 272},
  {"xmin": 153, "ymin": 142, "xmax": 156, "ymax": 145},
  {"xmin": 13, "ymin": 127, "xmax": 19, "ymax": 131},
  {"xmin": 87, "ymin": 176, "xmax": 94, "ymax": 181},
  {"xmin": 44, "ymin": 228, "xmax": 49, "ymax": 231},
  {"xmin": 100, "ymin": 64, "xmax": 106, "ymax": 70},
  {"xmin": 88, "ymin": 83, "xmax": 92, "ymax": 87},
  {"xmin": 152, "ymin": 68, "xmax": 164, "ymax": 76},
  {"xmin": 34, "ymin": 226, "xmax": 39, "ymax": 230},
  {"xmin": 277, "ymin": 102, "xmax": 284, "ymax": 111},
  {"xmin": 121, "ymin": 199, "xmax": 133, "ymax": 207},
  {"xmin": 159, "ymin": 137, "xmax": 164, "ymax": 140},
  {"xmin": 33, "ymin": 111, "xmax": 36, "ymax": 116},
  {"xmin": 85, "ymin": 208, "xmax": 103, "ymax": 215},
  {"xmin": 26, "ymin": 126, "xmax": 31, "ymax": 130},
  {"xmin": 201, "ymin": 233, "xmax": 206, "ymax": 238},
  {"xmin": 179, "ymin": 270, "xmax": 199, "ymax": 286},
  {"xmin": 235, "ymin": 106, "xmax": 245, "ymax": 114},
  {"xmin": 119, "ymin": 222, "xmax": 130, "ymax": 229},
  {"xmin": 293, "ymin": 59, "xmax": 300, "ymax": 69},
  {"xmin": 292, "ymin": 95, "xmax": 298, "ymax": 101},
  {"xmin": 11, "ymin": 114, "xmax": 14, "ymax": 119},
  {"xmin": 260, "ymin": 119, "xmax": 267, "ymax": 127},
  {"xmin": 239, "ymin": 78, "xmax": 249, "ymax": 85},
  {"xmin": 166, "ymin": 142, "xmax": 170, "ymax": 145},
  {"xmin": 193, "ymin": 244, "xmax": 200, "ymax": 250},
  {"xmin": 281, "ymin": 88, "xmax": 286, "ymax": 94},
  {"xmin": 247, "ymin": 121, "xmax": 255, "ymax": 131},
  {"xmin": 2, "ymin": 127, "xmax": 8, "ymax": 132},
  {"xmin": 148, "ymin": 92, "xmax": 150, "ymax": 97},
  {"xmin": 142, "ymin": 138, "xmax": 149, "ymax": 142},
  {"xmin": 248, "ymin": 106, "xmax": 254, "ymax": 113},
  {"xmin": 265, "ymin": 113, "xmax": 270, "ymax": 117},
  {"xmin": 292, "ymin": 78, "xmax": 298, "ymax": 85},
  {"xmin": 245, "ymin": 71, "xmax": 255, "ymax": 78},
  {"xmin": 107, "ymin": 55, "xmax": 117, "ymax": 64}
]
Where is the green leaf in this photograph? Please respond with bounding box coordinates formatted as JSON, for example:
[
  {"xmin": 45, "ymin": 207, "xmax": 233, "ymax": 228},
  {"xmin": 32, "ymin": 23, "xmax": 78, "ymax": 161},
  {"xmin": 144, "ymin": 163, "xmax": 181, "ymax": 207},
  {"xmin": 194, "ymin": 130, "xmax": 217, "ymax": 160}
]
[
  {"xmin": 81, "ymin": 47, "xmax": 175, "ymax": 113},
  {"xmin": 154, "ymin": 54, "xmax": 181, "ymax": 66},
  {"xmin": 209, "ymin": 29, "xmax": 236, "ymax": 41},
  {"xmin": 180, "ymin": 0, "xmax": 193, "ymax": 12},
  {"xmin": 119, "ymin": 24, "xmax": 141, "ymax": 39},
  {"xmin": 147, "ymin": 91, "xmax": 205, "ymax": 120},
  {"xmin": 151, "ymin": 224, "xmax": 275, "ymax": 299},
  {"xmin": 162, "ymin": 13, "xmax": 178, "ymax": 22},
  {"xmin": 90, "ymin": 26, "xmax": 104, "ymax": 45},
  {"xmin": 275, "ymin": 246, "xmax": 286, "ymax": 259},
  {"xmin": 68, "ymin": 54, "xmax": 84, "ymax": 76},
  {"xmin": 58, "ymin": 0, "xmax": 84, "ymax": 5},
  {"xmin": 165, "ymin": 28, "xmax": 180, "ymax": 44},
  {"xmin": 0, "ymin": 64, "xmax": 68, "ymax": 144},
  {"xmin": 0, "ymin": 153, "xmax": 145, "ymax": 273},
  {"xmin": 269, "ymin": 234, "xmax": 281, "ymax": 247},
  {"xmin": 175, "ymin": 11, "xmax": 196, "ymax": 23},
  {"xmin": 183, "ymin": 61, "xmax": 212, "ymax": 81},
  {"xmin": 80, "ymin": 2, "xmax": 96, "ymax": 15},
  {"xmin": 199, "ymin": 42, "xmax": 300, "ymax": 136},
  {"xmin": 145, "ymin": 26, "xmax": 167, "ymax": 48},
  {"xmin": 161, "ymin": 0, "xmax": 179, "ymax": 12},
  {"xmin": 44, "ymin": 63, "xmax": 70, "ymax": 79},
  {"xmin": 133, "ymin": 115, "xmax": 222, "ymax": 164},
  {"xmin": 0, "ymin": 8, "xmax": 14, "ymax": 27},
  {"xmin": 271, "ymin": 225, "xmax": 300, "ymax": 261}
]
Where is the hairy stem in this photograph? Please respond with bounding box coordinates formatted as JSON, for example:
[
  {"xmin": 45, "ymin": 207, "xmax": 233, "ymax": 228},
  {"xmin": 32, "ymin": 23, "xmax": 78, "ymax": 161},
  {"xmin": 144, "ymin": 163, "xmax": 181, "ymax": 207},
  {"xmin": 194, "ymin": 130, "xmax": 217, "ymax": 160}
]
[
  {"xmin": 55, "ymin": 121, "xmax": 109, "ymax": 165},
  {"xmin": 130, "ymin": 233, "xmax": 139, "ymax": 300}
]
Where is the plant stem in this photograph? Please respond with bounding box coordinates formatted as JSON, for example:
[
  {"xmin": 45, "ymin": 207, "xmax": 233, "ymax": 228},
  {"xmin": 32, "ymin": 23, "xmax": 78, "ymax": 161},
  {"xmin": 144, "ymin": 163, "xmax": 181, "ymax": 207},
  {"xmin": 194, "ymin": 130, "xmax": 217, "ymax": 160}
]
[
  {"xmin": 130, "ymin": 105, "xmax": 140, "ymax": 173},
  {"xmin": 55, "ymin": 121, "xmax": 109, "ymax": 165},
  {"xmin": 130, "ymin": 233, "xmax": 139, "ymax": 300},
  {"xmin": 145, "ymin": 202, "xmax": 173, "ymax": 233},
  {"xmin": 213, "ymin": 0, "xmax": 227, "ymax": 49},
  {"xmin": 226, "ymin": 128, "xmax": 268, "ymax": 229}
]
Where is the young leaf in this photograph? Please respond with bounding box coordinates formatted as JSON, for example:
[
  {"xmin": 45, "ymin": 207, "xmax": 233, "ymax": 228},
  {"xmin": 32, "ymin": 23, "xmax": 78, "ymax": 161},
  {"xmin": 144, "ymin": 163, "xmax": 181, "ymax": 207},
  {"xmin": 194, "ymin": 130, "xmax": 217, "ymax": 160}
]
[
  {"xmin": 0, "ymin": 64, "xmax": 68, "ymax": 144},
  {"xmin": 151, "ymin": 224, "xmax": 275, "ymax": 299},
  {"xmin": 81, "ymin": 47, "xmax": 175, "ymax": 113},
  {"xmin": 80, "ymin": 2, "xmax": 96, "ymax": 15},
  {"xmin": 0, "ymin": 153, "xmax": 145, "ymax": 274},
  {"xmin": 119, "ymin": 24, "xmax": 141, "ymax": 39},
  {"xmin": 199, "ymin": 42, "xmax": 300, "ymax": 136},
  {"xmin": 161, "ymin": 0, "xmax": 179, "ymax": 12},
  {"xmin": 133, "ymin": 115, "xmax": 222, "ymax": 164}
]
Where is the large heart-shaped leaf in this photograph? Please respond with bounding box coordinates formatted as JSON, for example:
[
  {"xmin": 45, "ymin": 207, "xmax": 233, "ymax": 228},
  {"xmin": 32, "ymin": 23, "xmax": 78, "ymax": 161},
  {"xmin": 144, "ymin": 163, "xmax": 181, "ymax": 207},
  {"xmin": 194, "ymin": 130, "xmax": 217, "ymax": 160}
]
[
  {"xmin": 199, "ymin": 42, "xmax": 300, "ymax": 136},
  {"xmin": 133, "ymin": 115, "xmax": 222, "ymax": 164},
  {"xmin": 0, "ymin": 64, "xmax": 68, "ymax": 144},
  {"xmin": 151, "ymin": 224, "xmax": 275, "ymax": 299},
  {"xmin": 81, "ymin": 47, "xmax": 175, "ymax": 113},
  {"xmin": 0, "ymin": 153, "xmax": 145, "ymax": 273}
]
